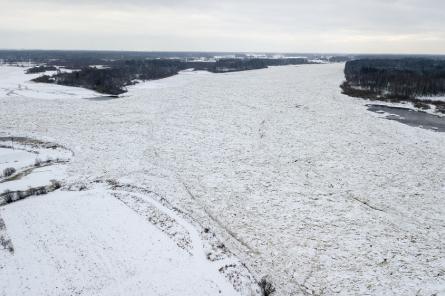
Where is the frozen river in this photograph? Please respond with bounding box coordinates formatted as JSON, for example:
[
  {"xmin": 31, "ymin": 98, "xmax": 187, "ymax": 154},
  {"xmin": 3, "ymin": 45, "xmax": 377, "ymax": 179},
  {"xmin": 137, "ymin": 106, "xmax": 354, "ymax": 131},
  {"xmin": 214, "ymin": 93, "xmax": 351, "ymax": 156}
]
[{"xmin": 1, "ymin": 63, "xmax": 444, "ymax": 295}]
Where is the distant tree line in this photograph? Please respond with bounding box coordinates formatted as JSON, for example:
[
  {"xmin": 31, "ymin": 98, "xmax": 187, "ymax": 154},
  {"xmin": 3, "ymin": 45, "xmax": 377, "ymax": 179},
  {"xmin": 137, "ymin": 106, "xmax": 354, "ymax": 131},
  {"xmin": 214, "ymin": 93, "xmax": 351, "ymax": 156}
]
[
  {"xmin": 343, "ymin": 59, "xmax": 445, "ymax": 97},
  {"xmin": 342, "ymin": 59, "xmax": 445, "ymax": 113},
  {"xmin": 33, "ymin": 60, "xmax": 184, "ymax": 95},
  {"xmin": 26, "ymin": 65, "xmax": 58, "ymax": 74},
  {"xmin": 188, "ymin": 58, "xmax": 308, "ymax": 73},
  {"xmin": 0, "ymin": 50, "xmax": 248, "ymax": 65},
  {"xmin": 32, "ymin": 58, "xmax": 309, "ymax": 95}
]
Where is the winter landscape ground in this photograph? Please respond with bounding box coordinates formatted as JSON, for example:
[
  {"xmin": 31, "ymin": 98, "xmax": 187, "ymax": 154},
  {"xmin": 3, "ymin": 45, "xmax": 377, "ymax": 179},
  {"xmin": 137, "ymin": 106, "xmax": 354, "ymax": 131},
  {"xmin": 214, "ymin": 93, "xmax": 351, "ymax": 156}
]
[{"xmin": 0, "ymin": 63, "xmax": 444, "ymax": 295}]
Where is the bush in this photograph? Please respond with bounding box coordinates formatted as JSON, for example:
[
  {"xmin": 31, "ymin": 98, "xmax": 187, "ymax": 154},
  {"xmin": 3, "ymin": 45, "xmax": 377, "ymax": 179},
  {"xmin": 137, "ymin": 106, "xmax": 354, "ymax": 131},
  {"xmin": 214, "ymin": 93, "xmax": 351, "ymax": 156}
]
[
  {"xmin": 259, "ymin": 277, "xmax": 276, "ymax": 296},
  {"xmin": 51, "ymin": 180, "xmax": 62, "ymax": 190},
  {"xmin": 34, "ymin": 158, "xmax": 42, "ymax": 167},
  {"xmin": 25, "ymin": 186, "xmax": 47, "ymax": 196},
  {"xmin": 26, "ymin": 65, "xmax": 57, "ymax": 74},
  {"xmin": 2, "ymin": 167, "xmax": 16, "ymax": 177},
  {"xmin": 2, "ymin": 190, "xmax": 15, "ymax": 204},
  {"xmin": 414, "ymin": 101, "xmax": 431, "ymax": 110}
]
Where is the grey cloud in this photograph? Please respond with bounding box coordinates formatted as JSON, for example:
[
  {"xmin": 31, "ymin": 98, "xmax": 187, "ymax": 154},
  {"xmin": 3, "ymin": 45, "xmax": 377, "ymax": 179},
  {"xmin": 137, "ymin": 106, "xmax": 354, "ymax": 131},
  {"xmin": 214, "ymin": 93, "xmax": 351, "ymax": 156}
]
[{"xmin": 0, "ymin": 0, "xmax": 444, "ymax": 53}]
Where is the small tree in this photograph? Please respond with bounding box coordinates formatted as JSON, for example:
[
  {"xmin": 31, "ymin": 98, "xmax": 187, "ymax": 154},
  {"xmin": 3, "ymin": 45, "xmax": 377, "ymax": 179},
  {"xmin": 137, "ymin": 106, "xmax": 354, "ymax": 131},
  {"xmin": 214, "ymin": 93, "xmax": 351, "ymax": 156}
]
[{"xmin": 2, "ymin": 167, "xmax": 16, "ymax": 177}]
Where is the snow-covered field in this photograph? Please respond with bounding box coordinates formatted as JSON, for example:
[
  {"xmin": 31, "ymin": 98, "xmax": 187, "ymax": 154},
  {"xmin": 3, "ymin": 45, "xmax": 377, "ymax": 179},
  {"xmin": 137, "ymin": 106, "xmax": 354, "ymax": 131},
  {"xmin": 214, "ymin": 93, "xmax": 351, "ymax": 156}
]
[
  {"xmin": 0, "ymin": 137, "xmax": 256, "ymax": 296},
  {"xmin": 0, "ymin": 66, "xmax": 102, "ymax": 100},
  {"xmin": 0, "ymin": 64, "xmax": 444, "ymax": 295},
  {"xmin": 0, "ymin": 188, "xmax": 247, "ymax": 296}
]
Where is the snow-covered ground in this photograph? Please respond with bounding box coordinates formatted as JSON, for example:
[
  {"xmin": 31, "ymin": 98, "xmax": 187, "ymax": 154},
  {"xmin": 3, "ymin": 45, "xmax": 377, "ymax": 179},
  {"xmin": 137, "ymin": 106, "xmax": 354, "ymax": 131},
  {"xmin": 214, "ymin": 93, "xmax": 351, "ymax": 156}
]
[
  {"xmin": 0, "ymin": 66, "xmax": 102, "ymax": 100},
  {"xmin": 0, "ymin": 64, "xmax": 444, "ymax": 295},
  {"xmin": 418, "ymin": 95, "xmax": 445, "ymax": 103},
  {"xmin": 0, "ymin": 187, "xmax": 246, "ymax": 296},
  {"xmin": 0, "ymin": 137, "xmax": 256, "ymax": 296},
  {"xmin": 0, "ymin": 147, "xmax": 37, "ymax": 174},
  {"xmin": 347, "ymin": 85, "xmax": 445, "ymax": 115}
]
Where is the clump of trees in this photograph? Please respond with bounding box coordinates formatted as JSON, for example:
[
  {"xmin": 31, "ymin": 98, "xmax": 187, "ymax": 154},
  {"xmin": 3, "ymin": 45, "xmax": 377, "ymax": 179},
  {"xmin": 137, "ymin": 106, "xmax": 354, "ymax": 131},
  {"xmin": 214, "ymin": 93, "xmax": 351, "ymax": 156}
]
[
  {"xmin": 343, "ymin": 58, "xmax": 445, "ymax": 97},
  {"xmin": 31, "ymin": 58, "xmax": 309, "ymax": 95},
  {"xmin": 189, "ymin": 58, "xmax": 308, "ymax": 73},
  {"xmin": 185, "ymin": 59, "xmax": 268, "ymax": 73},
  {"xmin": 33, "ymin": 59, "xmax": 185, "ymax": 95},
  {"xmin": 1, "ymin": 180, "xmax": 61, "ymax": 206},
  {"xmin": 342, "ymin": 58, "xmax": 445, "ymax": 113},
  {"xmin": 26, "ymin": 65, "xmax": 58, "ymax": 74},
  {"xmin": 2, "ymin": 167, "xmax": 16, "ymax": 177},
  {"xmin": 259, "ymin": 277, "xmax": 275, "ymax": 296}
]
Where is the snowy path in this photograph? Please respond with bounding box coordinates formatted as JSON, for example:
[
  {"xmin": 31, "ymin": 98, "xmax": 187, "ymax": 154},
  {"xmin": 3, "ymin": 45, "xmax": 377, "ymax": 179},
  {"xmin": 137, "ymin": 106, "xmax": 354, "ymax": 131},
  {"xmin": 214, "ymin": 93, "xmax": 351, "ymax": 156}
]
[{"xmin": 0, "ymin": 64, "xmax": 444, "ymax": 295}]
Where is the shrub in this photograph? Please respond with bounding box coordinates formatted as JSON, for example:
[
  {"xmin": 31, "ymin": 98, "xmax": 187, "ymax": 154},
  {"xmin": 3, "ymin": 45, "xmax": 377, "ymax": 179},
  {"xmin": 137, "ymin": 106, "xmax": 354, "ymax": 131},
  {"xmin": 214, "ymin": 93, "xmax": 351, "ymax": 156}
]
[
  {"xmin": 2, "ymin": 190, "xmax": 15, "ymax": 204},
  {"xmin": 414, "ymin": 101, "xmax": 430, "ymax": 110},
  {"xmin": 259, "ymin": 277, "xmax": 276, "ymax": 296},
  {"xmin": 34, "ymin": 158, "xmax": 42, "ymax": 167},
  {"xmin": 26, "ymin": 65, "xmax": 57, "ymax": 74},
  {"xmin": 51, "ymin": 180, "xmax": 62, "ymax": 190},
  {"xmin": 2, "ymin": 167, "xmax": 16, "ymax": 177},
  {"xmin": 25, "ymin": 186, "xmax": 48, "ymax": 196}
]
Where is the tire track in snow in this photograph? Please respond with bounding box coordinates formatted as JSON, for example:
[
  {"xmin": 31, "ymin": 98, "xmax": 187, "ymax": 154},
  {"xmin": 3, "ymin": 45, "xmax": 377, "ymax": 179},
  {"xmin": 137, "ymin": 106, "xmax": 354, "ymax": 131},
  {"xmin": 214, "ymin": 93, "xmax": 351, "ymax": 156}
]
[{"xmin": 182, "ymin": 182, "xmax": 259, "ymax": 256}]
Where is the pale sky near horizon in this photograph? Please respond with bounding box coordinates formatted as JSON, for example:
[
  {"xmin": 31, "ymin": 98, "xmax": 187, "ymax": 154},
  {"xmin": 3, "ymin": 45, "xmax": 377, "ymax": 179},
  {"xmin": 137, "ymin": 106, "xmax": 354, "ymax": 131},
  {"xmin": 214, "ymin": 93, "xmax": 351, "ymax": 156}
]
[{"xmin": 0, "ymin": 0, "xmax": 444, "ymax": 54}]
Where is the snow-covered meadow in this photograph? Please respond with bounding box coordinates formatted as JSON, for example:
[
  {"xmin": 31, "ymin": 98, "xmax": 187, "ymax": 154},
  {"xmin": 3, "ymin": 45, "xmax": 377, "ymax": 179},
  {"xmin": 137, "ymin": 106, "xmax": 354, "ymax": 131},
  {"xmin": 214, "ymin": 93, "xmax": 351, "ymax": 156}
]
[
  {"xmin": 0, "ymin": 63, "xmax": 444, "ymax": 295},
  {"xmin": 0, "ymin": 137, "xmax": 257, "ymax": 296},
  {"xmin": 0, "ymin": 66, "xmax": 103, "ymax": 100}
]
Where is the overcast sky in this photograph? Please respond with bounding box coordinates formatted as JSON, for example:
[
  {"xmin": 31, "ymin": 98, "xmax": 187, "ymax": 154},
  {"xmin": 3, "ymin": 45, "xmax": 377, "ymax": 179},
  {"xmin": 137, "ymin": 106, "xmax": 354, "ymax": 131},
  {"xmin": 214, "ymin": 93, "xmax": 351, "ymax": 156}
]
[{"xmin": 0, "ymin": 0, "xmax": 444, "ymax": 54}]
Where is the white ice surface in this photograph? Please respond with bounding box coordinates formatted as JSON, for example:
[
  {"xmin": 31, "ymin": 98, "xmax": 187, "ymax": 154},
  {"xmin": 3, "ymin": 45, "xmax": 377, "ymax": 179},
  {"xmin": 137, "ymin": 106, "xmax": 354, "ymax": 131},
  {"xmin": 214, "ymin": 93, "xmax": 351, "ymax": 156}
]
[{"xmin": 0, "ymin": 63, "xmax": 444, "ymax": 295}]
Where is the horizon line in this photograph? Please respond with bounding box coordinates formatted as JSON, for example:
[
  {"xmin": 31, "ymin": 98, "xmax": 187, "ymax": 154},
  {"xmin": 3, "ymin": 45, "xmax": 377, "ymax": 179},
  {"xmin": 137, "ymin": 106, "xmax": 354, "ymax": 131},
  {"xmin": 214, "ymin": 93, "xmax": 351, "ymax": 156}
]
[{"xmin": 1, "ymin": 48, "xmax": 445, "ymax": 57}]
